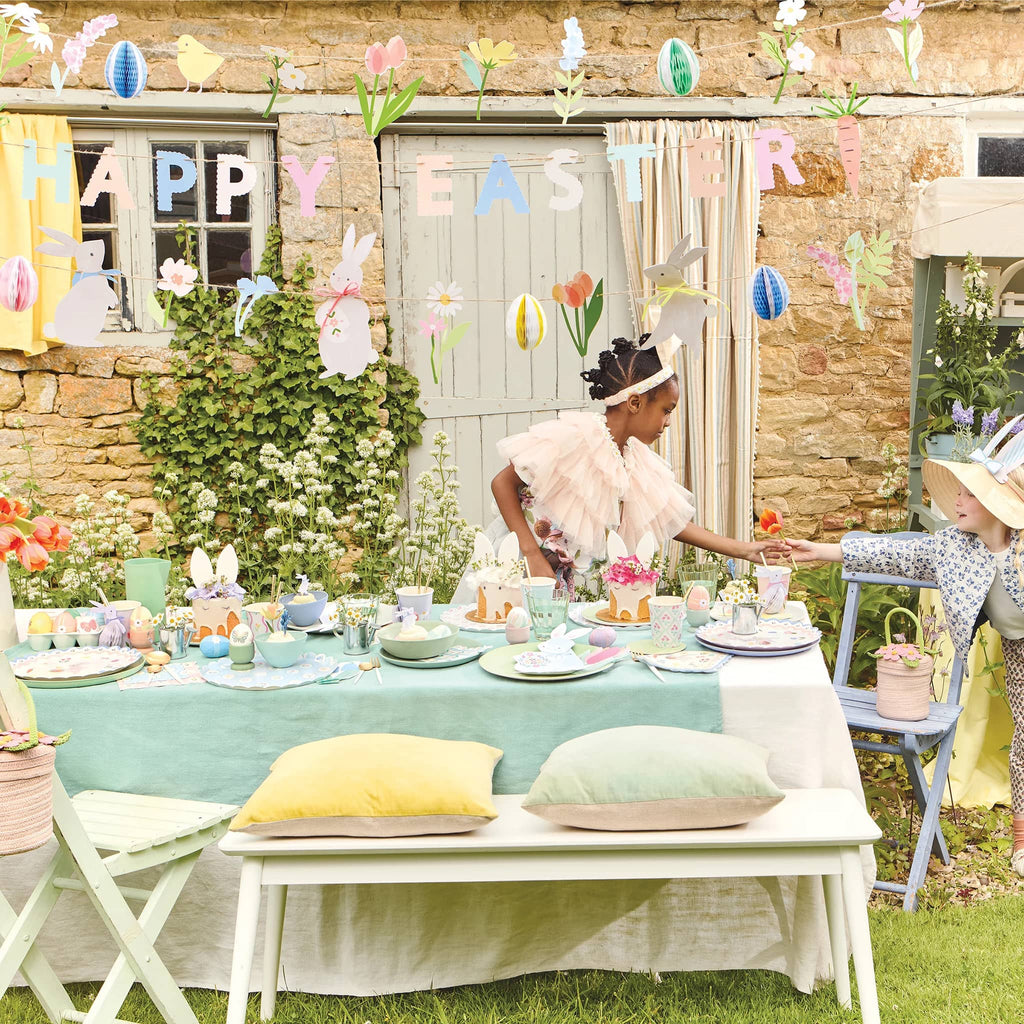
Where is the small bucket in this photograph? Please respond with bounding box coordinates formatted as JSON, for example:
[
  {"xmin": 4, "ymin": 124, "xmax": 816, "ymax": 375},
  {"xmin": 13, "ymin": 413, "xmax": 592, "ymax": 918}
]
[{"xmin": 875, "ymin": 607, "xmax": 933, "ymax": 722}]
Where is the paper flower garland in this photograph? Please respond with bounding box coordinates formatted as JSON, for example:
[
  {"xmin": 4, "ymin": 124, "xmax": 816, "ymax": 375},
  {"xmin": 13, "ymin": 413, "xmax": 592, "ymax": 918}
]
[
  {"xmin": 261, "ymin": 46, "xmax": 307, "ymax": 118},
  {"xmin": 420, "ymin": 280, "xmax": 472, "ymax": 384},
  {"xmin": 0, "ymin": 255, "xmax": 39, "ymax": 313},
  {"xmin": 1, "ymin": 4, "xmax": 51, "ymax": 122},
  {"xmin": 151, "ymin": 256, "xmax": 198, "ymax": 328},
  {"xmin": 51, "ymin": 12, "xmax": 116, "ymax": 96},
  {"xmin": 749, "ymin": 266, "xmax": 790, "ymax": 321},
  {"xmin": 176, "ymin": 34, "xmax": 223, "ymax": 92},
  {"xmin": 552, "ymin": 272, "xmax": 603, "ymax": 356},
  {"xmin": 657, "ymin": 38, "xmax": 700, "ymax": 96},
  {"xmin": 808, "ymin": 231, "xmax": 893, "ymax": 331},
  {"xmin": 759, "ymin": 0, "xmax": 814, "ymax": 104},
  {"xmin": 234, "ymin": 274, "xmax": 278, "ymax": 338},
  {"xmin": 883, "ymin": 0, "xmax": 925, "ymax": 83},
  {"xmin": 506, "ymin": 293, "xmax": 547, "ymax": 351},
  {"xmin": 355, "ymin": 36, "xmax": 423, "ymax": 138},
  {"xmin": 104, "ymin": 40, "xmax": 147, "ymax": 99},
  {"xmin": 462, "ymin": 38, "xmax": 517, "ymax": 121},
  {"xmin": 553, "ymin": 16, "xmax": 586, "ymax": 124},
  {"xmin": 813, "ymin": 84, "xmax": 869, "ymax": 198}
]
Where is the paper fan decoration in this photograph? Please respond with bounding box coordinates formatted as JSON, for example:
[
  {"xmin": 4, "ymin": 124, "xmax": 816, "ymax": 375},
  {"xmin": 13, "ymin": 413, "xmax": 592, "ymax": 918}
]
[
  {"xmin": 105, "ymin": 40, "xmax": 148, "ymax": 99},
  {"xmin": 657, "ymin": 38, "xmax": 700, "ymax": 96},
  {"xmin": 749, "ymin": 266, "xmax": 790, "ymax": 321},
  {"xmin": 506, "ymin": 293, "xmax": 546, "ymax": 351},
  {"xmin": 0, "ymin": 256, "xmax": 39, "ymax": 313}
]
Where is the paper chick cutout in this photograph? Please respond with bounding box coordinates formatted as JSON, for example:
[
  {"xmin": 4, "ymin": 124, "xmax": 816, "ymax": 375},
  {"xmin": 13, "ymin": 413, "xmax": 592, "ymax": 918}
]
[
  {"xmin": 176, "ymin": 35, "xmax": 224, "ymax": 92},
  {"xmin": 234, "ymin": 275, "xmax": 278, "ymax": 338},
  {"xmin": 642, "ymin": 235, "xmax": 722, "ymax": 358},
  {"xmin": 807, "ymin": 231, "xmax": 893, "ymax": 332},
  {"xmin": 315, "ymin": 224, "xmax": 378, "ymax": 380},
  {"xmin": 813, "ymin": 85, "xmax": 869, "ymax": 198},
  {"xmin": 35, "ymin": 228, "xmax": 119, "ymax": 347}
]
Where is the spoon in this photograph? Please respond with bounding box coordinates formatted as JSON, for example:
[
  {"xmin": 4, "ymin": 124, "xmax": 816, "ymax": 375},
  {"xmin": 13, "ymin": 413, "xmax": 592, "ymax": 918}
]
[{"xmin": 355, "ymin": 657, "xmax": 383, "ymax": 686}]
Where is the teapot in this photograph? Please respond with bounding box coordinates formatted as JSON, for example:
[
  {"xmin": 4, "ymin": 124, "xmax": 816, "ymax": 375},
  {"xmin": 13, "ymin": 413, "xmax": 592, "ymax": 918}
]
[{"xmin": 731, "ymin": 601, "xmax": 764, "ymax": 636}]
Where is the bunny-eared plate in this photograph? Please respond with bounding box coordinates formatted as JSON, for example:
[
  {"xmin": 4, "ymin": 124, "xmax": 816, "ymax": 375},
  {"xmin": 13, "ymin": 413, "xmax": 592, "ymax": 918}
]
[{"xmin": 479, "ymin": 643, "xmax": 623, "ymax": 683}]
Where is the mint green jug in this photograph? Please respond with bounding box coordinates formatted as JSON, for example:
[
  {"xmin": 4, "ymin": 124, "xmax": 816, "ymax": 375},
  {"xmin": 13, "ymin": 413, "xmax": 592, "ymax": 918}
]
[{"xmin": 124, "ymin": 558, "xmax": 171, "ymax": 617}]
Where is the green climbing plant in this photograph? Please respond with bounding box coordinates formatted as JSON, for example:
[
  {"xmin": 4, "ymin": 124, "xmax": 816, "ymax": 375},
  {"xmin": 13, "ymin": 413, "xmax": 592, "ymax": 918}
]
[{"xmin": 132, "ymin": 224, "xmax": 424, "ymax": 592}]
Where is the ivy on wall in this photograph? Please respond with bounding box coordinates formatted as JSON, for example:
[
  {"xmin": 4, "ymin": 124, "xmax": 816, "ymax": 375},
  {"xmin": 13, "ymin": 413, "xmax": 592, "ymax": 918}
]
[{"xmin": 133, "ymin": 224, "xmax": 424, "ymax": 562}]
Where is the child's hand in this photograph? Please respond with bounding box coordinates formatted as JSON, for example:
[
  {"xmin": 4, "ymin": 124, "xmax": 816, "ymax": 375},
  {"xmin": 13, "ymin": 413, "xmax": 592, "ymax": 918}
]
[
  {"xmin": 749, "ymin": 538, "xmax": 789, "ymax": 563},
  {"xmin": 787, "ymin": 538, "xmax": 841, "ymax": 563},
  {"xmin": 525, "ymin": 551, "xmax": 557, "ymax": 579}
]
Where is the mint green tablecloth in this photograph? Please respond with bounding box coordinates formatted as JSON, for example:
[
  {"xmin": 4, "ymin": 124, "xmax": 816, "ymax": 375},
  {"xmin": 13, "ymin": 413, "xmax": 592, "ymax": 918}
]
[{"xmin": 11, "ymin": 610, "xmax": 722, "ymax": 804}]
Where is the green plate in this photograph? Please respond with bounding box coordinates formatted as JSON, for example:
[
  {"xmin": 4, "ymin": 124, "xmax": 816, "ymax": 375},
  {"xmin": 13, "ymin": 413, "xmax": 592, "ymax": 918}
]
[
  {"xmin": 18, "ymin": 661, "xmax": 145, "ymax": 689},
  {"xmin": 626, "ymin": 638, "xmax": 686, "ymax": 656},
  {"xmin": 478, "ymin": 643, "xmax": 623, "ymax": 683},
  {"xmin": 377, "ymin": 637, "xmax": 492, "ymax": 670}
]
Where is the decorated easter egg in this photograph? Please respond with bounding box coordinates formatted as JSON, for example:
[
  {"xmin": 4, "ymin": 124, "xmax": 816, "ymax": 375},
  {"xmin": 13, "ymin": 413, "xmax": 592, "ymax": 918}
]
[
  {"xmin": 129, "ymin": 606, "xmax": 153, "ymax": 630},
  {"xmin": 588, "ymin": 626, "xmax": 617, "ymax": 648},
  {"xmin": 53, "ymin": 611, "xmax": 78, "ymax": 634},
  {"xmin": 28, "ymin": 612, "xmax": 53, "ymax": 634},
  {"xmin": 505, "ymin": 606, "xmax": 531, "ymax": 645},
  {"xmin": 749, "ymin": 266, "xmax": 790, "ymax": 321},
  {"xmin": 105, "ymin": 40, "xmax": 149, "ymax": 99},
  {"xmin": 0, "ymin": 255, "xmax": 39, "ymax": 313},
  {"xmin": 76, "ymin": 615, "xmax": 100, "ymax": 633},
  {"xmin": 230, "ymin": 623, "xmax": 253, "ymax": 644},
  {"xmin": 657, "ymin": 38, "xmax": 700, "ymax": 97},
  {"xmin": 685, "ymin": 585, "xmax": 710, "ymax": 611},
  {"xmin": 200, "ymin": 634, "xmax": 230, "ymax": 658},
  {"xmin": 506, "ymin": 293, "xmax": 547, "ymax": 351}
]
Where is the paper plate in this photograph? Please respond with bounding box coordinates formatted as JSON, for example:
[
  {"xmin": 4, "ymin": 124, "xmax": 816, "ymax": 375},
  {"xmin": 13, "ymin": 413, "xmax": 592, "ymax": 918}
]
[
  {"xmin": 201, "ymin": 653, "xmax": 343, "ymax": 691},
  {"xmin": 641, "ymin": 650, "xmax": 732, "ymax": 674},
  {"xmin": 479, "ymin": 643, "xmax": 624, "ymax": 683},
  {"xmin": 285, "ymin": 601, "xmax": 341, "ymax": 634},
  {"xmin": 695, "ymin": 619, "xmax": 822, "ymax": 657},
  {"xmin": 12, "ymin": 646, "xmax": 144, "ymax": 688},
  {"xmin": 694, "ymin": 636, "xmax": 820, "ymax": 659},
  {"xmin": 710, "ymin": 600, "xmax": 807, "ymax": 623},
  {"xmin": 626, "ymin": 638, "xmax": 686, "ymax": 656},
  {"xmin": 570, "ymin": 602, "xmax": 651, "ymax": 630},
  {"xmin": 377, "ymin": 639, "xmax": 493, "ymax": 670},
  {"xmin": 441, "ymin": 605, "xmax": 509, "ymax": 633}
]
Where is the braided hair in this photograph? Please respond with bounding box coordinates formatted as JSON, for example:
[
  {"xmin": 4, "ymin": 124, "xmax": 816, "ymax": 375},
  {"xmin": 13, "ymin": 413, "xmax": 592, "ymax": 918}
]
[{"xmin": 579, "ymin": 335, "xmax": 676, "ymax": 402}]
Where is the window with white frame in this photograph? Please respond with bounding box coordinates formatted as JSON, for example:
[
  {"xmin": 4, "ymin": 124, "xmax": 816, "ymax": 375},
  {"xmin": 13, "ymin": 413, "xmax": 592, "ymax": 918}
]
[
  {"xmin": 965, "ymin": 115, "xmax": 1024, "ymax": 177},
  {"xmin": 72, "ymin": 122, "xmax": 275, "ymax": 343}
]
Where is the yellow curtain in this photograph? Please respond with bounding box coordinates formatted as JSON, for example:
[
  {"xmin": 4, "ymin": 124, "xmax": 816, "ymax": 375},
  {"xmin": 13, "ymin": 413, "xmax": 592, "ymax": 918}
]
[
  {"xmin": 920, "ymin": 589, "xmax": 1014, "ymax": 808},
  {"xmin": 0, "ymin": 114, "xmax": 81, "ymax": 355}
]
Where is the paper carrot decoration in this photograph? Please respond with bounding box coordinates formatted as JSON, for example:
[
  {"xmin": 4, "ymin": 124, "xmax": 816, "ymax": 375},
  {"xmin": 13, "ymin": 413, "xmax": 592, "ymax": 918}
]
[{"xmin": 813, "ymin": 85, "xmax": 870, "ymax": 199}]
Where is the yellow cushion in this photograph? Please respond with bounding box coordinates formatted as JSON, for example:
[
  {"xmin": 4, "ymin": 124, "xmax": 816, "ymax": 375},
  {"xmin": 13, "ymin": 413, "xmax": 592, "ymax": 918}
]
[{"xmin": 231, "ymin": 733, "xmax": 503, "ymax": 837}]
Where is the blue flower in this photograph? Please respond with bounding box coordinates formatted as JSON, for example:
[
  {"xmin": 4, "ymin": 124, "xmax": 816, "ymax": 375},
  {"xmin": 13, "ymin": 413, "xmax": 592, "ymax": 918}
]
[
  {"xmin": 951, "ymin": 399, "xmax": 974, "ymax": 427},
  {"xmin": 981, "ymin": 409, "xmax": 999, "ymax": 436},
  {"xmin": 559, "ymin": 16, "xmax": 586, "ymax": 71},
  {"xmin": 726, "ymin": 558, "xmax": 737, "ymax": 580}
]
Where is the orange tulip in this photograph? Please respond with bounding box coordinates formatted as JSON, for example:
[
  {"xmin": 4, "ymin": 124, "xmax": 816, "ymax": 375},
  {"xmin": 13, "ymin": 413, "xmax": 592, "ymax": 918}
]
[
  {"xmin": 30, "ymin": 515, "xmax": 72, "ymax": 552},
  {"xmin": 570, "ymin": 271, "xmax": 594, "ymax": 298},
  {"xmin": 17, "ymin": 536, "xmax": 49, "ymax": 573},
  {"xmin": 0, "ymin": 497, "xmax": 29, "ymax": 525},
  {"xmin": 0, "ymin": 525, "xmax": 24, "ymax": 562},
  {"xmin": 759, "ymin": 508, "xmax": 783, "ymax": 535}
]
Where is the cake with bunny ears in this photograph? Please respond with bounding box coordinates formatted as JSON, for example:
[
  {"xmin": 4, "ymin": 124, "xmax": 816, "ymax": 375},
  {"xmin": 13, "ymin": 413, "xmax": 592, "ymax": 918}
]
[
  {"xmin": 469, "ymin": 532, "xmax": 524, "ymax": 623},
  {"xmin": 601, "ymin": 531, "xmax": 660, "ymax": 622},
  {"xmin": 185, "ymin": 543, "xmax": 246, "ymax": 641}
]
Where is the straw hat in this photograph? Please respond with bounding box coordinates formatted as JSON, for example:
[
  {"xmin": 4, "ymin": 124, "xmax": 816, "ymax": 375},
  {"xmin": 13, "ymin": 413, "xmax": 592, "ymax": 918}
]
[{"xmin": 923, "ymin": 458, "xmax": 1024, "ymax": 529}]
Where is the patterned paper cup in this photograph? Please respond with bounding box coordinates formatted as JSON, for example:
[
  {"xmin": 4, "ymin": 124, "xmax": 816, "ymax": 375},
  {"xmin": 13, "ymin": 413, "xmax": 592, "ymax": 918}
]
[{"xmin": 649, "ymin": 596, "xmax": 686, "ymax": 648}]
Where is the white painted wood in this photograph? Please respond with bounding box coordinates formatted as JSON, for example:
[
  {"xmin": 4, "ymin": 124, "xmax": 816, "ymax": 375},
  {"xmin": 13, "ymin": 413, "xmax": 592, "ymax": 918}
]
[
  {"xmin": 823, "ymin": 873, "xmax": 851, "ymax": 1010},
  {"xmin": 381, "ymin": 132, "xmax": 634, "ymax": 525},
  {"xmin": 840, "ymin": 847, "xmax": 881, "ymax": 1024},
  {"xmin": 261, "ymin": 886, "xmax": 287, "ymax": 1021},
  {"xmin": 225, "ymin": 858, "xmax": 263, "ymax": 1024}
]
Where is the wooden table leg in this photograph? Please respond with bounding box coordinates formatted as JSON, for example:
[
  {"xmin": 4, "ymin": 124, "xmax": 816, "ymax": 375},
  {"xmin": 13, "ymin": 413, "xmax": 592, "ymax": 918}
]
[
  {"xmin": 226, "ymin": 858, "xmax": 263, "ymax": 1024},
  {"xmin": 840, "ymin": 847, "xmax": 880, "ymax": 1024},
  {"xmin": 822, "ymin": 872, "xmax": 851, "ymax": 1010},
  {"xmin": 261, "ymin": 885, "xmax": 287, "ymax": 1021}
]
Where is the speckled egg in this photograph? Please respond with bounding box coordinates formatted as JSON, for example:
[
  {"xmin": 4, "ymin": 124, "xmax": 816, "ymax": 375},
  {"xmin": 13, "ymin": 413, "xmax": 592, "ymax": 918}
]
[
  {"xmin": 199, "ymin": 634, "xmax": 230, "ymax": 658},
  {"xmin": 28, "ymin": 612, "xmax": 52, "ymax": 634},
  {"xmin": 53, "ymin": 611, "xmax": 78, "ymax": 633},
  {"xmin": 588, "ymin": 626, "xmax": 617, "ymax": 648},
  {"xmin": 685, "ymin": 585, "xmax": 710, "ymax": 611}
]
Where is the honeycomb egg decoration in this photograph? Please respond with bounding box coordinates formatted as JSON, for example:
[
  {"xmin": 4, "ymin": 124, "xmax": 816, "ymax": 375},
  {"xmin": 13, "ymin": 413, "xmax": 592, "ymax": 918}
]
[
  {"xmin": 657, "ymin": 38, "xmax": 700, "ymax": 97},
  {"xmin": 749, "ymin": 266, "xmax": 790, "ymax": 321}
]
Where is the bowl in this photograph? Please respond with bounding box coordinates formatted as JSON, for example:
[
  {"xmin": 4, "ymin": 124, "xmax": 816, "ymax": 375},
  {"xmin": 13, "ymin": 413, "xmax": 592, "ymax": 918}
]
[
  {"xmin": 254, "ymin": 629, "xmax": 309, "ymax": 669},
  {"xmin": 27, "ymin": 633, "xmax": 54, "ymax": 652},
  {"xmin": 377, "ymin": 620, "xmax": 457, "ymax": 661},
  {"xmin": 280, "ymin": 591, "xmax": 328, "ymax": 627}
]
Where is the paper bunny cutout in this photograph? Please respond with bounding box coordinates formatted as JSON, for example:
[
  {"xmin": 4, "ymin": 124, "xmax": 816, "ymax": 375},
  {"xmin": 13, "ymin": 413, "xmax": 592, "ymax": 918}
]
[
  {"xmin": 35, "ymin": 227, "xmax": 120, "ymax": 347},
  {"xmin": 472, "ymin": 530, "xmax": 520, "ymax": 569},
  {"xmin": 537, "ymin": 623, "xmax": 589, "ymax": 655},
  {"xmin": 316, "ymin": 224, "xmax": 378, "ymax": 381},
  {"xmin": 190, "ymin": 544, "xmax": 239, "ymax": 588},
  {"xmin": 606, "ymin": 529, "xmax": 658, "ymax": 568},
  {"xmin": 641, "ymin": 234, "xmax": 716, "ymax": 359}
]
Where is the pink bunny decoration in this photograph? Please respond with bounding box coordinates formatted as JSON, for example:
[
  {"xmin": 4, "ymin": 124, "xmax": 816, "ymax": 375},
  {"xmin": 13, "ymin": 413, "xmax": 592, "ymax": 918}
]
[
  {"xmin": 35, "ymin": 227, "xmax": 120, "ymax": 347},
  {"xmin": 315, "ymin": 224, "xmax": 378, "ymax": 380}
]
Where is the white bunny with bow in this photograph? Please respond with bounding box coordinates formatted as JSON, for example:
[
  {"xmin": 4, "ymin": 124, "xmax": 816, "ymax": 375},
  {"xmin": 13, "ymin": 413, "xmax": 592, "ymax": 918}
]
[{"xmin": 641, "ymin": 234, "xmax": 718, "ymax": 359}]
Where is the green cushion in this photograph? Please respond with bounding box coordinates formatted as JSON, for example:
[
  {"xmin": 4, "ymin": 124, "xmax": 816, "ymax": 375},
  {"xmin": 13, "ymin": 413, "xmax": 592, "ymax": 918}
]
[{"xmin": 522, "ymin": 725, "xmax": 784, "ymax": 830}]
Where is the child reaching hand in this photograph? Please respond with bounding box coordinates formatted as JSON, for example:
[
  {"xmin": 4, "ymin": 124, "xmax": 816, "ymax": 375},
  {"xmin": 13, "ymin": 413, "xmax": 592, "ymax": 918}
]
[
  {"xmin": 788, "ymin": 421, "xmax": 1024, "ymax": 878},
  {"xmin": 488, "ymin": 334, "xmax": 787, "ymax": 593}
]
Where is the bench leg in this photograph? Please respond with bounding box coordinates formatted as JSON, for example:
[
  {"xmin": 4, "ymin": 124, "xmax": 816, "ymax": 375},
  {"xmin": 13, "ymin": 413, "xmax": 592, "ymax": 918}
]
[
  {"xmin": 260, "ymin": 885, "xmax": 287, "ymax": 1021},
  {"xmin": 840, "ymin": 848, "xmax": 880, "ymax": 1024},
  {"xmin": 226, "ymin": 858, "xmax": 263, "ymax": 1024},
  {"xmin": 822, "ymin": 873, "xmax": 851, "ymax": 1010}
]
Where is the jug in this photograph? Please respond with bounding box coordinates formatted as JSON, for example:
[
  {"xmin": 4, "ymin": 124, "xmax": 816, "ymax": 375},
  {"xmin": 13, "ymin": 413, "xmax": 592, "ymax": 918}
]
[
  {"xmin": 160, "ymin": 624, "xmax": 196, "ymax": 660},
  {"xmin": 337, "ymin": 618, "xmax": 379, "ymax": 656},
  {"xmin": 124, "ymin": 558, "xmax": 171, "ymax": 617},
  {"xmin": 732, "ymin": 600, "xmax": 763, "ymax": 636},
  {"xmin": 335, "ymin": 593, "xmax": 381, "ymax": 655}
]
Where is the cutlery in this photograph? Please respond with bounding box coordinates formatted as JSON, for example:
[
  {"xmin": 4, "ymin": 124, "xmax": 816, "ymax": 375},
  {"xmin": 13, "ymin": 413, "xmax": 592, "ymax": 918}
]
[
  {"xmin": 632, "ymin": 652, "xmax": 667, "ymax": 683},
  {"xmin": 355, "ymin": 660, "xmax": 375, "ymax": 686},
  {"xmin": 371, "ymin": 656, "xmax": 384, "ymax": 686}
]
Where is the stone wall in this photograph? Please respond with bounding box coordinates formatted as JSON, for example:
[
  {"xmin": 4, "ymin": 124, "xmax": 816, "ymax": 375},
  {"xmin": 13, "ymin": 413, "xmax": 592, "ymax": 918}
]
[{"xmin": 3, "ymin": 1, "xmax": 1013, "ymax": 539}]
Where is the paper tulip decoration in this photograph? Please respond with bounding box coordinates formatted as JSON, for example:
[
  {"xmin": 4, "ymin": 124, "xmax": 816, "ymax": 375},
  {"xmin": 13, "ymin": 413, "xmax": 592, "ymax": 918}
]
[
  {"xmin": 749, "ymin": 266, "xmax": 790, "ymax": 321},
  {"xmin": 657, "ymin": 38, "xmax": 700, "ymax": 96},
  {"xmin": 506, "ymin": 293, "xmax": 547, "ymax": 351},
  {"xmin": 0, "ymin": 256, "xmax": 39, "ymax": 313},
  {"xmin": 105, "ymin": 40, "xmax": 148, "ymax": 99}
]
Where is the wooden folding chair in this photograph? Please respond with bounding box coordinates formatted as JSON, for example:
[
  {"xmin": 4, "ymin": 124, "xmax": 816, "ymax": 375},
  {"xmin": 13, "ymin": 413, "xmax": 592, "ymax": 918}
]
[
  {"xmin": 832, "ymin": 569, "xmax": 965, "ymax": 912},
  {"xmin": 0, "ymin": 653, "xmax": 237, "ymax": 1024}
]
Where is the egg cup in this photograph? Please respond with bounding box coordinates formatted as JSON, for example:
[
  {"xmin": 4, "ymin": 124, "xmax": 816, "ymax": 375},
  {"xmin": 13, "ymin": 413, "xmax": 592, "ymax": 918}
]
[{"xmin": 27, "ymin": 633, "xmax": 54, "ymax": 652}]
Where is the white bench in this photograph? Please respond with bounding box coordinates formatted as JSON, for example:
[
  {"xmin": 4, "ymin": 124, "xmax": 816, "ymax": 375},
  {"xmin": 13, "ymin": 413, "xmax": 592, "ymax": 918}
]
[{"xmin": 220, "ymin": 788, "xmax": 882, "ymax": 1024}]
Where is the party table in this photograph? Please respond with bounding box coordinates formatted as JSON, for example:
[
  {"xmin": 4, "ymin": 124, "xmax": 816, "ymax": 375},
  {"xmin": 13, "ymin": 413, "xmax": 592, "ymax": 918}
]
[{"xmin": 3, "ymin": 606, "xmax": 872, "ymax": 998}]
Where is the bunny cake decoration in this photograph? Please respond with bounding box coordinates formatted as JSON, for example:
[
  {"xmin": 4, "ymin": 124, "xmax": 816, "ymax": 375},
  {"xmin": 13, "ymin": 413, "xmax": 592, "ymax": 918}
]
[
  {"xmin": 316, "ymin": 224, "xmax": 379, "ymax": 380},
  {"xmin": 468, "ymin": 531, "xmax": 524, "ymax": 623},
  {"xmin": 35, "ymin": 227, "xmax": 120, "ymax": 347},
  {"xmin": 185, "ymin": 544, "xmax": 246, "ymax": 641},
  {"xmin": 600, "ymin": 530, "xmax": 660, "ymax": 623}
]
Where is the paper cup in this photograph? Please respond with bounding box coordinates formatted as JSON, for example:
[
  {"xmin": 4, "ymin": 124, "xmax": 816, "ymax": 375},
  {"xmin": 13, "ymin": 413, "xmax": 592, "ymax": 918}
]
[
  {"xmin": 754, "ymin": 565, "xmax": 792, "ymax": 615},
  {"xmin": 649, "ymin": 595, "xmax": 686, "ymax": 648},
  {"xmin": 520, "ymin": 577, "xmax": 556, "ymax": 601},
  {"xmin": 396, "ymin": 586, "xmax": 433, "ymax": 619}
]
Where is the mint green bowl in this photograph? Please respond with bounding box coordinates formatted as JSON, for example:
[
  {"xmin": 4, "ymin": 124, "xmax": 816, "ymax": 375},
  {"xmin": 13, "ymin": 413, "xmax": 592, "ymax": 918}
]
[
  {"xmin": 254, "ymin": 630, "xmax": 308, "ymax": 668},
  {"xmin": 377, "ymin": 620, "xmax": 456, "ymax": 660}
]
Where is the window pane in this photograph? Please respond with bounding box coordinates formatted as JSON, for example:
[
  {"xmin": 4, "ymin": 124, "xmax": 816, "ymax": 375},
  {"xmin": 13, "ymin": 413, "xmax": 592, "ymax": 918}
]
[
  {"xmin": 81, "ymin": 229, "xmax": 124, "ymax": 314},
  {"xmin": 206, "ymin": 230, "xmax": 252, "ymax": 286},
  {"xmin": 204, "ymin": 141, "xmax": 251, "ymax": 223},
  {"xmin": 76, "ymin": 143, "xmax": 113, "ymax": 224},
  {"xmin": 978, "ymin": 137, "xmax": 1024, "ymax": 176},
  {"xmin": 155, "ymin": 231, "xmax": 187, "ymax": 272},
  {"xmin": 152, "ymin": 143, "xmax": 198, "ymax": 223}
]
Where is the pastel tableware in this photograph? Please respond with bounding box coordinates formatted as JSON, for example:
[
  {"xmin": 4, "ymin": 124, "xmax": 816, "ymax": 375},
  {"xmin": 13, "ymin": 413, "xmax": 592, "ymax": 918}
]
[
  {"xmin": 199, "ymin": 634, "xmax": 231, "ymax": 659},
  {"xmin": 754, "ymin": 564, "xmax": 792, "ymax": 615},
  {"xmin": 684, "ymin": 583, "xmax": 712, "ymax": 628},
  {"xmin": 229, "ymin": 623, "xmax": 256, "ymax": 671},
  {"xmin": 124, "ymin": 557, "xmax": 171, "ymax": 618},
  {"xmin": 731, "ymin": 601, "xmax": 764, "ymax": 636},
  {"xmin": 377, "ymin": 619, "xmax": 457, "ymax": 661},
  {"xmin": 337, "ymin": 593, "xmax": 380, "ymax": 655},
  {"xmin": 520, "ymin": 577, "xmax": 556, "ymax": 602},
  {"xmin": 650, "ymin": 595, "xmax": 687, "ymax": 648},
  {"xmin": 523, "ymin": 589, "xmax": 570, "ymax": 642},
  {"xmin": 254, "ymin": 629, "xmax": 308, "ymax": 669},
  {"xmin": 280, "ymin": 590, "xmax": 328, "ymax": 627},
  {"xmin": 160, "ymin": 623, "xmax": 196, "ymax": 660},
  {"xmin": 395, "ymin": 586, "xmax": 434, "ymax": 619},
  {"xmin": 27, "ymin": 633, "xmax": 53, "ymax": 652},
  {"xmin": 504, "ymin": 606, "xmax": 531, "ymax": 645},
  {"xmin": 110, "ymin": 599, "xmax": 142, "ymax": 628}
]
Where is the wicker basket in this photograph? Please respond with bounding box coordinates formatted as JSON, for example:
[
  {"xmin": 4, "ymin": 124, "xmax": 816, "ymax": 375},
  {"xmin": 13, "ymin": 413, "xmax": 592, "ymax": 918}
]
[
  {"xmin": 875, "ymin": 607, "xmax": 934, "ymax": 722},
  {"xmin": 0, "ymin": 680, "xmax": 56, "ymax": 856}
]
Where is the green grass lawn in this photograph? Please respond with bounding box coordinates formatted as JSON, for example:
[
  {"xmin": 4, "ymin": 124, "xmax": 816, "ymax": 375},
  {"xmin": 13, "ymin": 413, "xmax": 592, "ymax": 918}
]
[{"xmin": 3, "ymin": 897, "xmax": 1023, "ymax": 1024}]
